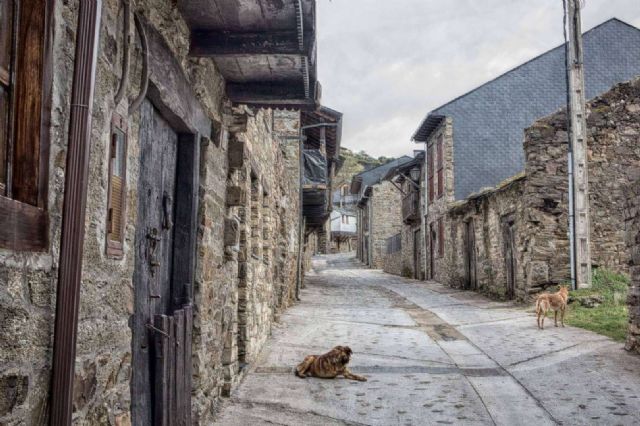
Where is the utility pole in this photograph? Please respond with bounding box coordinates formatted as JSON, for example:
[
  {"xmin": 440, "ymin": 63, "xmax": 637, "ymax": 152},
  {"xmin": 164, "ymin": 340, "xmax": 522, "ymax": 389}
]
[{"xmin": 564, "ymin": 0, "xmax": 591, "ymax": 288}]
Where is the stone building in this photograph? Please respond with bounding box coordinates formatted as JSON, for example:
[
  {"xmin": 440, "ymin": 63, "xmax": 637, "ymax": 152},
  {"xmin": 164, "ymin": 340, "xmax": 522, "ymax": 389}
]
[
  {"xmin": 351, "ymin": 157, "xmax": 412, "ymax": 268},
  {"xmin": 301, "ymin": 107, "xmax": 343, "ymax": 255},
  {"xmin": 411, "ymin": 18, "xmax": 640, "ymax": 300},
  {"xmin": 381, "ymin": 152, "xmax": 426, "ymax": 279},
  {"xmin": 330, "ymin": 186, "xmax": 357, "ymax": 253},
  {"xmin": 0, "ymin": 1, "xmax": 336, "ymax": 424}
]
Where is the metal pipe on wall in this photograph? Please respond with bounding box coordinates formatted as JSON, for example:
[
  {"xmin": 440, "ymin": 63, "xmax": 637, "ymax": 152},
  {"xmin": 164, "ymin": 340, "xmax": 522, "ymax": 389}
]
[{"xmin": 50, "ymin": 1, "xmax": 102, "ymax": 424}]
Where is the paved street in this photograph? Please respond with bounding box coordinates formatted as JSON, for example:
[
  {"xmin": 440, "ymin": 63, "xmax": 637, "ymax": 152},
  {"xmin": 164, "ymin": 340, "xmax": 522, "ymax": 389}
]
[{"xmin": 215, "ymin": 254, "xmax": 640, "ymax": 426}]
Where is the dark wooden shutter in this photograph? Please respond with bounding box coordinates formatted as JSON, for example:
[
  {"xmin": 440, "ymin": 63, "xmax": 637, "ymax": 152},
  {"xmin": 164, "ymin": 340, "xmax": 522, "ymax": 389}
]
[
  {"xmin": 12, "ymin": 0, "xmax": 47, "ymax": 205},
  {"xmin": 0, "ymin": 0, "xmax": 13, "ymax": 195},
  {"xmin": 436, "ymin": 136, "xmax": 444, "ymax": 198},
  {"xmin": 106, "ymin": 113, "xmax": 127, "ymax": 257},
  {"xmin": 428, "ymin": 144, "xmax": 434, "ymax": 202}
]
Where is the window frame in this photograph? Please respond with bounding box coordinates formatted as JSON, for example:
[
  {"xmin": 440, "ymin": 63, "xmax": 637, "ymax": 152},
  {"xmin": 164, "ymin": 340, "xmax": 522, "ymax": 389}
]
[
  {"xmin": 105, "ymin": 113, "xmax": 128, "ymax": 258},
  {"xmin": 0, "ymin": 0, "xmax": 54, "ymax": 252}
]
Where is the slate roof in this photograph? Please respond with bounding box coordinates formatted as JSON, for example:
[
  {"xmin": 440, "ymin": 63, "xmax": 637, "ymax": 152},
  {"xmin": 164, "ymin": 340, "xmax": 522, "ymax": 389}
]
[
  {"xmin": 412, "ymin": 18, "xmax": 640, "ymax": 200},
  {"xmin": 350, "ymin": 156, "xmax": 413, "ymax": 196}
]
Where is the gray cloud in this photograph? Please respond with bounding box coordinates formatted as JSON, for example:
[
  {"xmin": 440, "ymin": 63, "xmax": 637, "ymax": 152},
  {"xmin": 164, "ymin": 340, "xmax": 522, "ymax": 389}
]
[{"xmin": 317, "ymin": 0, "xmax": 640, "ymax": 158}]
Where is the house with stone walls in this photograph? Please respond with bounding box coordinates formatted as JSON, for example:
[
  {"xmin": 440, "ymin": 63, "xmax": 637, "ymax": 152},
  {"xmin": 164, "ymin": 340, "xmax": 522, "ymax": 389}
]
[
  {"xmin": 381, "ymin": 151, "xmax": 426, "ymax": 279},
  {"xmin": 301, "ymin": 107, "xmax": 343, "ymax": 256},
  {"xmin": 0, "ymin": 0, "xmax": 338, "ymax": 424},
  {"xmin": 351, "ymin": 157, "xmax": 412, "ymax": 269},
  {"xmin": 330, "ymin": 187, "xmax": 358, "ymax": 253},
  {"xmin": 411, "ymin": 18, "xmax": 640, "ymax": 301}
]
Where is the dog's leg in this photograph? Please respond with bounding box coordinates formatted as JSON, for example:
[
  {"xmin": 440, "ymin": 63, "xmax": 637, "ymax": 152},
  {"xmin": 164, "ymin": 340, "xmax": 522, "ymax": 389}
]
[
  {"xmin": 554, "ymin": 310, "xmax": 558, "ymax": 327},
  {"xmin": 295, "ymin": 356, "xmax": 315, "ymax": 378},
  {"xmin": 561, "ymin": 306, "xmax": 566, "ymax": 327},
  {"xmin": 343, "ymin": 368, "xmax": 367, "ymax": 382},
  {"xmin": 540, "ymin": 310, "xmax": 545, "ymax": 330}
]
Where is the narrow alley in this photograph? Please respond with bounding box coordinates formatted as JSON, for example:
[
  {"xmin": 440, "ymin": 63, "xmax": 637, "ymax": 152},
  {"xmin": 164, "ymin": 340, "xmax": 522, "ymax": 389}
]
[{"xmin": 215, "ymin": 253, "xmax": 640, "ymax": 426}]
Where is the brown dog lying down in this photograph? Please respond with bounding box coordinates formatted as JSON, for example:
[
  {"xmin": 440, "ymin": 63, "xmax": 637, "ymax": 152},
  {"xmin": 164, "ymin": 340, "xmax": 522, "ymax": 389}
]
[
  {"xmin": 535, "ymin": 285, "xmax": 569, "ymax": 329},
  {"xmin": 295, "ymin": 346, "xmax": 367, "ymax": 382}
]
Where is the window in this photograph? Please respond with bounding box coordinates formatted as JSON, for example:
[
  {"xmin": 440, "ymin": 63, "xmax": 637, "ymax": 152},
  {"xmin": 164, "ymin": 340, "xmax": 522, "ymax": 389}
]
[
  {"xmin": 0, "ymin": 0, "xmax": 53, "ymax": 251},
  {"xmin": 438, "ymin": 217, "xmax": 444, "ymax": 258},
  {"xmin": 427, "ymin": 143, "xmax": 434, "ymax": 202},
  {"xmin": 436, "ymin": 135, "xmax": 444, "ymax": 198},
  {"xmin": 106, "ymin": 114, "xmax": 127, "ymax": 257}
]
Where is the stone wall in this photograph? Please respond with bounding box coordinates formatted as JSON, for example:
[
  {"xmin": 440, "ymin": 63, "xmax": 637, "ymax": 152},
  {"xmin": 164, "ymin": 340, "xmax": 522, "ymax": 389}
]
[
  {"xmin": 0, "ymin": 2, "xmax": 302, "ymax": 424},
  {"xmin": 370, "ymin": 181, "xmax": 403, "ymax": 269},
  {"xmin": 383, "ymin": 249, "xmax": 402, "ymax": 276},
  {"xmin": 624, "ymin": 178, "xmax": 640, "ymax": 355},
  {"xmin": 447, "ymin": 176, "xmax": 526, "ymax": 299},
  {"xmin": 522, "ymin": 77, "xmax": 640, "ymax": 292}
]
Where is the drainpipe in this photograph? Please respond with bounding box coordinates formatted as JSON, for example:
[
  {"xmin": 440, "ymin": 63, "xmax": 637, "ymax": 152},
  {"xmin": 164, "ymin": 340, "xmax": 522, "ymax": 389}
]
[{"xmin": 50, "ymin": 1, "xmax": 102, "ymax": 424}]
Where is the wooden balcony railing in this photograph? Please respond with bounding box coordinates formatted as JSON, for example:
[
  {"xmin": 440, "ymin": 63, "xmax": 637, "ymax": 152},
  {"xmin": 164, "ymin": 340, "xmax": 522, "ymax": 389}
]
[{"xmin": 402, "ymin": 191, "xmax": 420, "ymax": 224}]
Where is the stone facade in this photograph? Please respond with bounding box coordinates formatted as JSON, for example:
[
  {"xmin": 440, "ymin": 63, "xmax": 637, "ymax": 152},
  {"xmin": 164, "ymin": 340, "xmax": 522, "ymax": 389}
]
[
  {"xmin": 429, "ymin": 77, "xmax": 640, "ymax": 303},
  {"xmin": 0, "ymin": 2, "xmax": 307, "ymax": 424},
  {"xmin": 447, "ymin": 175, "xmax": 526, "ymax": 299},
  {"xmin": 424, "ymin": 118, "xmax": 456, "ymax": 283},
  {"xmin": 624, "ymin": 177, "xmax": 640, "ymax": 355},
  {"xmin": 364, "ymin": 181, "xmax": 403, "ymax": 269}
]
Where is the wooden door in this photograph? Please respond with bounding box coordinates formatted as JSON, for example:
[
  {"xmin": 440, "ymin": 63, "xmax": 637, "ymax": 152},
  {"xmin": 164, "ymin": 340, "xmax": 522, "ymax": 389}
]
[
  {"xmin": 429, "ymin": 224, "xmax": 436, "ymax": 280},
  {"xmin": 413, "ymin": 229, "xmax": 421, "ymax": 279},
  {"xmin": 464, "ymin": 220, "xmax": 477, "ymax": 290},
  {"xmin": 502, "ymin": 217, "xmax": 516, "ymax": 300},
  {"xmin": 132, "ymin": 100, "xmax": 197, "ymax": 426}
]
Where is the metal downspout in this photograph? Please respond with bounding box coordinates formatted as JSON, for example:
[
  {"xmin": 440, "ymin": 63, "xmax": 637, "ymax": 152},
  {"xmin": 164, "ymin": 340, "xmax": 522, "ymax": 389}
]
[{"xmin": 50, "ymin": 1, "xmax": 102, "ymax": 424}]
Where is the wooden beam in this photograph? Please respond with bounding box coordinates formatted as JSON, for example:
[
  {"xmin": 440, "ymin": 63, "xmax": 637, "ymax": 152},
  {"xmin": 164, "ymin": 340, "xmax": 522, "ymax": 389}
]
[
  {"xmin": 227, "ymin": 81, "xmax": 305, "ymax": 101},
  {"xmin": 190, "ymin": 30, "xmax": 314, "ymax": 57}
]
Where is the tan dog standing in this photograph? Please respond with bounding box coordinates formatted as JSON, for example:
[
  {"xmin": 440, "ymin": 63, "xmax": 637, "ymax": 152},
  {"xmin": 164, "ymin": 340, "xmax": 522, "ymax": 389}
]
[
  {"xmin": 295, "ymin": 345, "xmax": 367, "ymax": 382},
  {"xmin": 535, "ymin": 285, "xmax": 569, "ymax": 329}
]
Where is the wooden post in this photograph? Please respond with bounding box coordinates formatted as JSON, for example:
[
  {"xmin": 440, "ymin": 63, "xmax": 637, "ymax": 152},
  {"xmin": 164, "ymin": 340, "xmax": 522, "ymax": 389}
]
[{"xmin": 565, "ymin": 0, "xmax": 592, "ymax": 288}]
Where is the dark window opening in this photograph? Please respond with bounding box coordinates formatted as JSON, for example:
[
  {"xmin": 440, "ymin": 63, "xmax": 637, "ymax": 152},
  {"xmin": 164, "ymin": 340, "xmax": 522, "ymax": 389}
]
[{"xmin": 106, "ymin": 113, "xmax": 127, "ymax": 258}]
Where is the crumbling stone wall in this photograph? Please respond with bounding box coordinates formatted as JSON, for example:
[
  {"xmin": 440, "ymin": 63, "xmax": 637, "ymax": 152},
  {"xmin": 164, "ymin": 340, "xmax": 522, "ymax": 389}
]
[
  {"xmin": 0, "ymin": 1, "xmax": 303, "ymax": 425},
  {"xmin": 522, "ymin": 77, "xmax": 640, "ymax": 292},
  {"xmin": 448, "ymin": 176, "xmax": 526, "ymax": 299},
  {"xmin": 370, "ymin": 181, "xmax": 403, "ymax": 269},
  {"xmin": 624, "ymin": 178, "xmax": 640, "ymax": 355}
]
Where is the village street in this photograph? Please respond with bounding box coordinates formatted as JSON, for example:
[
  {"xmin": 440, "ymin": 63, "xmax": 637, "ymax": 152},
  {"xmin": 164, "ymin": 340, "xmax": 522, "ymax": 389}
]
[{"xmin": 215, "ymin": 253, "xmax": 640, "ymax": 426}]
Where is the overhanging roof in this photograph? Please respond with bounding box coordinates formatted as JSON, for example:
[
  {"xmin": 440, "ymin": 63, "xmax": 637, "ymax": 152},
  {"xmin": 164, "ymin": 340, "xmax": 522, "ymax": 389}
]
[
  {"xmin": 301, "ymin": 106, "xmax": 342, "ymax": 161},
  {"xmin": 350, "ymin": 156, "xmax": 413, "ymax": 198},
  {"xmin": 180, "ymin": 0, "xmax": 319, "ymax": 110},
  {"xmin": 411, "ymin": 115, "xmax": 445, "ymax": 143},
  {"xmin": 382, "ymin": 151, "xmax": 424, "ymax": 182}
]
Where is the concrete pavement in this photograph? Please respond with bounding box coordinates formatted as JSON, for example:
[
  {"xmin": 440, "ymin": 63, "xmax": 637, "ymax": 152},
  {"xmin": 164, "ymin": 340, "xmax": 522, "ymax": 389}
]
[{"xmin": 214, "ymin": 253, "xmax": 640, "ymax": 425}]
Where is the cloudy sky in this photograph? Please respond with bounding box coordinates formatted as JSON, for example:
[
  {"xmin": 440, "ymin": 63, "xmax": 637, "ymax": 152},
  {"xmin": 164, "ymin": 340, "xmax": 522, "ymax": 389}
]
[{"xmin": 316, "ymin": 0, "xmax": 640, "ymax": 158}]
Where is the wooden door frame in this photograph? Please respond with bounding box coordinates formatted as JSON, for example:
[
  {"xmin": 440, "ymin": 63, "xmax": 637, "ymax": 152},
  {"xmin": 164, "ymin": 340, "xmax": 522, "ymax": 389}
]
[
  {"xmin": 413, "ymin": 229, "xmax": 420, "ymax": 279},
  {"xmin": 464, "ymin": 219, "xmax": 477, "ymax": 290},
  {"xmin": 502, "ymin": 215, "xmax": 516, "ymax": 300},
  {"xmin": 129, "ymin": 20, "xmax": 212, "ymax": 423}
]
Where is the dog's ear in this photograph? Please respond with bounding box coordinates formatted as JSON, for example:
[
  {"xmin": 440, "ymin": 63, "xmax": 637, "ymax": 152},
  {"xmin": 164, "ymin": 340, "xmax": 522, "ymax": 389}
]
[{"xmin": 344, "ymin": 346, "xmax": 352, "ymax": 356}]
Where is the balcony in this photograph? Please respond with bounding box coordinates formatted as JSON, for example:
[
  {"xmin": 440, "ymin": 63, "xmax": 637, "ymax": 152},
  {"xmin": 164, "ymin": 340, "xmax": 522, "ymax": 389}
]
[
  {"xmin": 402, "ymin": 191, "xmax": 420, "ymax": 224},
  {"xmin": 331, "ymin": 219, "xmax": 357, "ymax": 236}
]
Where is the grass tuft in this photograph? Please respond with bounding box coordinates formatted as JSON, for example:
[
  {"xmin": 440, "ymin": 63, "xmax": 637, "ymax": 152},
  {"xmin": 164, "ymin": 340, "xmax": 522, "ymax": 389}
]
[{"xmin": 561, "ymin": 269, "xmax": 630, "ymax": 342}]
